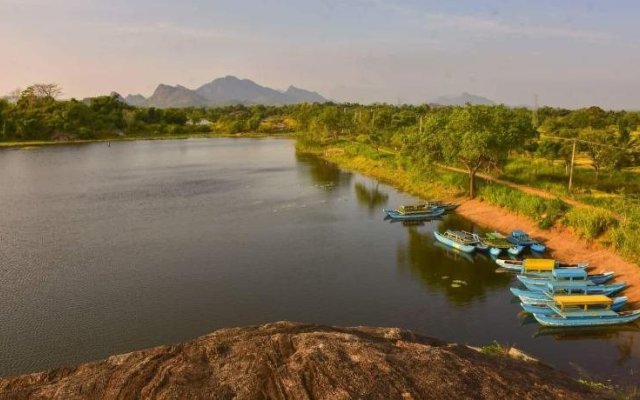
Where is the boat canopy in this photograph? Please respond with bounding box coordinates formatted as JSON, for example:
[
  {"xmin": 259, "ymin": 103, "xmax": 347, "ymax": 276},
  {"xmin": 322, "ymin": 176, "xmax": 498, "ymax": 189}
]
[
  {"xmin": 554, "ymin": 295, "xmax": 612, "ymax": 307},
  {"xmin": 523, "ymin": 258, "xmax": 555, "ymax": 272},
  {"xmin": 552, "ymin": 268, "xmax": 587, "ymax": 280}
]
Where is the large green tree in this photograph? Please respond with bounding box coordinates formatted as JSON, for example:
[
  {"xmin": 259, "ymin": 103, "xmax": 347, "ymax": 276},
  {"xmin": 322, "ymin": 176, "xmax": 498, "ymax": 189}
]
[{"xmin": 438, "ymin": 105, "xmax": 535, "ymax": 198}]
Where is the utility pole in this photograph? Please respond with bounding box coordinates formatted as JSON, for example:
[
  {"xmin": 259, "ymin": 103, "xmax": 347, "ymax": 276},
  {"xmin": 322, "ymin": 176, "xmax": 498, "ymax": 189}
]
[{"xmin": 568, "ymin": 138, "xmax": 577, "ymax": 192}]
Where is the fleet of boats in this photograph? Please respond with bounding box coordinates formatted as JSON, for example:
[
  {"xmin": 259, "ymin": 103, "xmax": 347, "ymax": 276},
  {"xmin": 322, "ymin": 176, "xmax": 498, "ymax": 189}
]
[{"xmin": 382, "ymin": 200, "xmax": 640, "ymax": 329}]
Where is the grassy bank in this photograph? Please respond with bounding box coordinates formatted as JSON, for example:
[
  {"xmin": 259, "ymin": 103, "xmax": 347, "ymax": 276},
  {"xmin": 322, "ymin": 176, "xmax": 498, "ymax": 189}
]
[{"xmin": 297, "ymin": 139, "xmax": 640, "ymax": 264}]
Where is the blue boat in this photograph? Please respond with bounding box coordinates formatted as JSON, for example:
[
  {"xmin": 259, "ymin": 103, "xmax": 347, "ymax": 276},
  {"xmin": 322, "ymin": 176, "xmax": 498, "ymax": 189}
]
[
  {"xmin": 433, "ymin": 230, "xmax": 479, "ymax": 253},
  {"xmin": 495, "ymin": 258, "xmax": 588, "ymax": 276},
  {"xmin": 532, "ymin": 295, "xmax": 640, "ymax": 327},
  {"xmin": 534, "ymin": 310, "xmax": 640, "ymax": 327},
  {"xmin": 508, "ymin": 245, "xmax": 526, "ymax": 256},
  {"xmin": 511, "ymin": 281, "xmax": 627, "ymax": 302},
  {"xmin": 507, "ymin": 230, "xmax": 546, "ymax": 253},
  {"xmin": 383, "ymin": 206, "xmax": 445, "ymax": 220},
  {"xmin": 520, "ymin": 295, "xmax": 628, "ymax": 315},
  {"xmin": 517, "ymin": 270, "xmax": 615, "ymax": 291}
]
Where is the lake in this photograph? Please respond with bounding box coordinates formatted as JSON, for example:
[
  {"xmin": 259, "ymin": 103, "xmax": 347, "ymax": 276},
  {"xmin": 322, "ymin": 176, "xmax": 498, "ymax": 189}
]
[{"xmin": 1, "ymin": 138, "xmax": 639, "ymax": 383}]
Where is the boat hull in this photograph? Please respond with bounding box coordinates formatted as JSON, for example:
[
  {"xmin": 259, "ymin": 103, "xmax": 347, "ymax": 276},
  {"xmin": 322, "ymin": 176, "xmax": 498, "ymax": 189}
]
[
  {"xmin": 533, "ymin": 310, "xmax": 640, "ymax": 327},
  {"xmin": 383, "ymin": 207, "xmax": 445, "ymax": 220},
  {"xmin": 521, "ymin": 296, "xmax": 627, "ymax": 315},
  {"xmin": 433, "ymin": 231, "xmax": 476, "ymax": 253}
]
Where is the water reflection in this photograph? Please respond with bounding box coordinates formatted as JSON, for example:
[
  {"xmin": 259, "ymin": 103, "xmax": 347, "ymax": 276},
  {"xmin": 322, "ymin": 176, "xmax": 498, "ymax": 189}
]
[
  {"xmin": 397, "ymin": 227, "xmax": 512, "ymax": 305},
  {"xmin": 295, "ymin": 152, "xmax": 352, "ymax": 190},
  {"xmin": 354, "ymin": 182, "xmax": 389, "ymax": 214}
]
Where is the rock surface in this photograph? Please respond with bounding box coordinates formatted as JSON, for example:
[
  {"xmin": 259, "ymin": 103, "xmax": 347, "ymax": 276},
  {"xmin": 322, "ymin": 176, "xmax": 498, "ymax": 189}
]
[{"xmin": 0, "ymin": 321, "xmax": 605, "ymax": 399}]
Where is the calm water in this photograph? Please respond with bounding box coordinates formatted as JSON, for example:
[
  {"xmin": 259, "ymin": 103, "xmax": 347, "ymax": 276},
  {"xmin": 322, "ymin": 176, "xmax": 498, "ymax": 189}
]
[{"xmin": 1, "ymin": 138, "xmax": 639, "ymax": 383}]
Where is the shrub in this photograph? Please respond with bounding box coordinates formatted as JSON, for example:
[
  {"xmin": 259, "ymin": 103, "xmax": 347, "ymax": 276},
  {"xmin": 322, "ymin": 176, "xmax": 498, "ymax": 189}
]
[{"xmin": 564, "ymin": 208, "xmax": 619, "ymax": 239}]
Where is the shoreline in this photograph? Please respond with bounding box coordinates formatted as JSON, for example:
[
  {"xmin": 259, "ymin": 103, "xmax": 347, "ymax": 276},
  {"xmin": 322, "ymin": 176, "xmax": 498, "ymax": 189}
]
[
  {"xmin": 304, "ymin": 146, "xmax": 640, "ymax": 305},
  {"xmin": 0, "ymin": 132, "xmax": 290, "ymax": 149}
]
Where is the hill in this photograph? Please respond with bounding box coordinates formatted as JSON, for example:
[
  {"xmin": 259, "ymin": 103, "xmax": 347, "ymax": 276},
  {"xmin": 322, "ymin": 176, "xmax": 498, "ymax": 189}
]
[
  {"xmin": 126, "ymin": 76, "xmax": 327, "ymax": 108},
  {"xmin": 431, "ymin": 92, "xmax": 496, "ymax": 106}
]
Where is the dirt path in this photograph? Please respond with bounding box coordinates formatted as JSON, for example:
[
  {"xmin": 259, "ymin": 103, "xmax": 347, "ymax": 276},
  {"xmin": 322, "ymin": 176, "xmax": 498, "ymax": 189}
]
[
  {"xmin": 457, "ymin": 198, "xmax": 640, "ymax": 304},
  {"xmin": 438, "ymin": 164, "xmax": 589, "ymax": 210}
]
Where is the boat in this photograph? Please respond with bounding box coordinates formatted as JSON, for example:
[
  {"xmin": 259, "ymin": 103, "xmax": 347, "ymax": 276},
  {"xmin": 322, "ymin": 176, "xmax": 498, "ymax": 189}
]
[
  {"xmin": 520, "ymin": 295, "xmax": 627, "ymax": 315},
  {"xmin": 516, "ymin": 269, "xmax": 615, "ymax": 291},
  {"xmin": 507, "ymin": 245, "xmax": 526, "ymax": 256},
  {"xmin": 532, "ymin": 295, "xmax": 640, "ymax": 327},
  {"xmin": 433, "ymin": 230, "xmax": 479, "ymax": 253},
  {"xmin": 495, "ymin": 258, "xmax": 588, "ymax": 276},
  {"xmin": 507, "ymin": 230, "xmax": 546, "ymax": 253},
  {"xmin": 421, "ymin": 201, "xmax": 459, "ymax": 213},
  {"xmin": 383, "ymin": 205, "xmax": 445, "ymax": 220},
  {"xmin": 480, "ymin": 232, "xmax": 514, "ymax": 256},
  {"xmin": 511, "ymin": 281, "xmax": 627, "ymax": 302}
]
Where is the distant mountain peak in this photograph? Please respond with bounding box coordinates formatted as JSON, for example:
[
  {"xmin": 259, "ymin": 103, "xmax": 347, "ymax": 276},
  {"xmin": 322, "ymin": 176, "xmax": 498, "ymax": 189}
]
[
  {"xmin": 124, "ymin": 76, "xmax": 327, "ymax": 108},
  {"xmin": 430, "ymin": 92, "xmax": 496, "ymax": 106}
]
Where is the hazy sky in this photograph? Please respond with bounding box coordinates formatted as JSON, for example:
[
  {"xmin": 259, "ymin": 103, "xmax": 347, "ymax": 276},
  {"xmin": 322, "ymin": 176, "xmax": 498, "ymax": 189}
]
[{"xmin": 1, "ymin": 0, "xmax": 639, "ymax": 108}]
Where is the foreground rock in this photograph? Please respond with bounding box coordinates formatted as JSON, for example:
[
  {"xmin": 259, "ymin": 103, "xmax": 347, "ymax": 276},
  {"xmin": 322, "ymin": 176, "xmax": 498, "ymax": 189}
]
[{"xmin": 0, "ymin": 322, "xmax": 605, "ymax": 399}]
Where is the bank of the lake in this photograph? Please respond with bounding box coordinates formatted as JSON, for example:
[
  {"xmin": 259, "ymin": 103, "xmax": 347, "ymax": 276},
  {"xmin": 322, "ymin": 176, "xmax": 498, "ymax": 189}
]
[
  {"xmin": 299, "ymin": 142, "xmax": 640, "ymax": 305},
  {"xmin": 0, "ymin": 322, "xmax": 609, "ymax": 399}
]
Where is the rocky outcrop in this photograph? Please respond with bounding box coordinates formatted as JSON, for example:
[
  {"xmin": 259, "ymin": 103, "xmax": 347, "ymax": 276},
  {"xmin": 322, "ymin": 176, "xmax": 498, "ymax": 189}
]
[{"xmin": 0, "ymin": 321, "xmax": 605, "ymax": 399}]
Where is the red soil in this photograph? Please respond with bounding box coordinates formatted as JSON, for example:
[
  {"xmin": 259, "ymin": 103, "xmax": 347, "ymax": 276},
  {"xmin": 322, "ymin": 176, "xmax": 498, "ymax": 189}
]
[{"xmin": 458, "ymin": 198, "xmax": 640, "ymax": 304}]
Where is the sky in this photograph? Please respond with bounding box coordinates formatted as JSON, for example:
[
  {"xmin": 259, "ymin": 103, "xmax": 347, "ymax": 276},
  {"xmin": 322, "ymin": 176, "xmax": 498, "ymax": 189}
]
[{"xmin": 1, "ymin": 0, "xmax": 639, "ymax": 109}]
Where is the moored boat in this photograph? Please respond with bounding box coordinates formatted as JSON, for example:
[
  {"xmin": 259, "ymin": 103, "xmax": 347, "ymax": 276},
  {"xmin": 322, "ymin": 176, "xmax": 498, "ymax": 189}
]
[
  {"xmin": 532, "ymin": 295, "xmax": 640, "ymax": 327},
  {"xmin": 495, "ymin": 258, "xmax": 588, "ymax": 275},
  {"xmin": 480, "ymin": 232, "xmax": 513, "ymax": 256},
  {"xmin": 423, "ymin": 201, "xmax": 459, "ymax": 213},
  {"xmin": 516, "ymin": 269, "xmax": 615, "ymax": 291},
  {"xmin": 383, "ymin": 206, "xmax": 445, "ymax": 220},
  {"xmin": 511, "ymin": 281, "xmax": 627, "ymax": 302},
  {"xmin": 433, "ymin": 230, "xmax": 479, "ymax": 253},
  {"xmin": 520, "ymin": 295, "xmax": 627, "ymax": 315},
  {"xmin": 507, "ymin": 230, "xmax": 546, "ymax": 253}
]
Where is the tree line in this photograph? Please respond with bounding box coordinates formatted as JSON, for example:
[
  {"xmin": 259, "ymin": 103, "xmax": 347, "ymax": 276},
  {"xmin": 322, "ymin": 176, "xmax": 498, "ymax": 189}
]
[{"xmin": 2, "ymin": 84, "xmax": 639, "ymax": 197}]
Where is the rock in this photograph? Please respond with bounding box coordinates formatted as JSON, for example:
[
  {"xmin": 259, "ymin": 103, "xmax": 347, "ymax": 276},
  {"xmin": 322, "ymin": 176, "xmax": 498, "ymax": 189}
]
[{"xmin": 0, "ymin": 321, "xmax": 606, "ymax": 399}]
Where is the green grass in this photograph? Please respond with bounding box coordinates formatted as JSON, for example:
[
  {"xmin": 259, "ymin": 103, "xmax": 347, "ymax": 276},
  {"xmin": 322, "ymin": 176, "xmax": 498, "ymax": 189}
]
[
  {"xmin": 563, "ymin": 208, "xmax": 619, "ymax": 239},
  {"xmin": 477, "ymin": 183, "xmax": 569, "ymax": 229},
  {"xmin": 479, "ymin": 341, "xmax": 511, "ymax": 356}
]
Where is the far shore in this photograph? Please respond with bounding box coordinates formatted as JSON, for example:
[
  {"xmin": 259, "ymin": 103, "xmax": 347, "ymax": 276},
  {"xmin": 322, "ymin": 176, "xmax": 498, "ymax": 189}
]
[{"xmin": 0, "ymin": 132, "xmax": 291, "ymax": 149}]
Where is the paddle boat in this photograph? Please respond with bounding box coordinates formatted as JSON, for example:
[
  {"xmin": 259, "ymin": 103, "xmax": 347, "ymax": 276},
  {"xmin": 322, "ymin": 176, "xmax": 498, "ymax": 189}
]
[
  {"xmin": 433, "ymin": 230, "xmax": 480, "ymax": 253},
  {"xmin": 495, "ymin": 258, "xmax": 588, "ymax": 276},
  {"xmin": 507, "ymin": 230, "xmax": 546, "ymax": 253},
  {"xmin": 532, "ymin": 296, "xmax": 640, "ymax": 327},
  {"xmin": 479, "ymin": 232, "xmax": 514, "ymax": 256},
  {"xmin": 511, "ymin": 281, "xmax": 627, "ymax": 302},
  {"xmin": 516, "ymin": 269, "xmax": 615, "ymax": 291},
  {"xmin": 520, "ymin": 295, "xmax": 627, "ymax": 315},
  {"xmin": 383, "ymin": 205, "xmax": 445, "ymax": 220}
]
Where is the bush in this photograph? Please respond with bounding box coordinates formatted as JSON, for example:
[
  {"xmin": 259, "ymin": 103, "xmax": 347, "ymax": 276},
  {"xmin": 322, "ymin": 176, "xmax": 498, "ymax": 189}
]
[
  {"xmin": 564, "ymin": 208, "xmax": 619, "ymax": 239},
  {"xmin": 478, "ymin": 184, "xmax": 569, "ymax": 229}
]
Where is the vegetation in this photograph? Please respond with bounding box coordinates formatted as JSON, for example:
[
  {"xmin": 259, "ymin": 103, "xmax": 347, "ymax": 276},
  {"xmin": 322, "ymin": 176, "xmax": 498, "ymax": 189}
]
[{"xmin": 2, "ymin": 83, "xmax": 640, "ymax": 261}]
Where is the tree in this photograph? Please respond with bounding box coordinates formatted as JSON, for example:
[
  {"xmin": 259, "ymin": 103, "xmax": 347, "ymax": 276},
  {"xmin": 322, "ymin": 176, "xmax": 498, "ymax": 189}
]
[
  {"xmin": 580, "ymin": 127, "xmax": 619, "ymax": 181},
  {"xmin": 438, "ymin": 105, "xmax": 535, "ymax": 198}
]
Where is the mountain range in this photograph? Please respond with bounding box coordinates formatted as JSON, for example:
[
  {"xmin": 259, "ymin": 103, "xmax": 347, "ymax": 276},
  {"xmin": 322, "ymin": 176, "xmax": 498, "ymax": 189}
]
[
  {"xmin": 124, "ymin": 76, "xmax": 327, "ymax": 108},
  {"xmin": 429, "ymin": 92, "xmax": 495, "ymax": 106}
]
